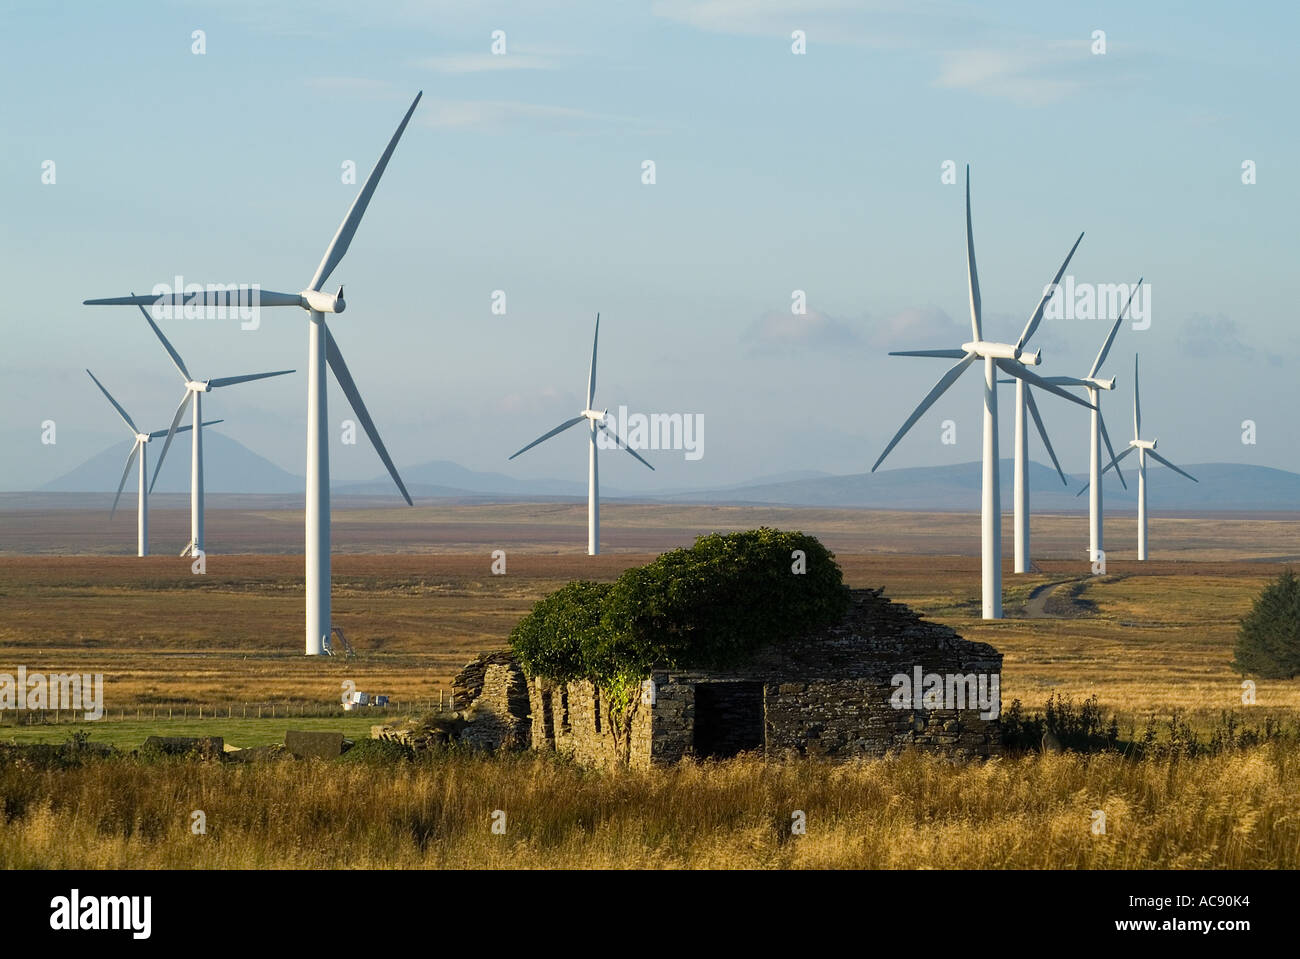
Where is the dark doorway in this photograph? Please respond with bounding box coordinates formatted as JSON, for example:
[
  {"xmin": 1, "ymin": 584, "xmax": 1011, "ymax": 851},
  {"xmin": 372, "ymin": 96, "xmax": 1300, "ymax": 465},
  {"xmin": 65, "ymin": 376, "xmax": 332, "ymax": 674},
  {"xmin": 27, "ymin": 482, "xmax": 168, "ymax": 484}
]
[{"xmin": 693, "ymin": 682, "xmax": 765, "ymax": 758}]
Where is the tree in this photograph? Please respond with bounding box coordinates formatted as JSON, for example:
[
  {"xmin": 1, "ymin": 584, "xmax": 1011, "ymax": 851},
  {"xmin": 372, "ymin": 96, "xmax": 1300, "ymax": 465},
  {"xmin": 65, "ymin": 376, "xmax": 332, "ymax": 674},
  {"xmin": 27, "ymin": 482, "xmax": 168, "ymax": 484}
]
[{"xmin": 1232, "ymin": 568, "xmax": 1300, "ymax": 679}]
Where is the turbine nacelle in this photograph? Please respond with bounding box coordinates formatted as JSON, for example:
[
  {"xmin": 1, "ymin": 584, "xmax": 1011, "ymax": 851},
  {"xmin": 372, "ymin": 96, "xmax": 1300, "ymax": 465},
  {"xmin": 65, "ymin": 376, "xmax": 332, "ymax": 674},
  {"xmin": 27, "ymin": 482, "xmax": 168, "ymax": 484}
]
[
  {"xmin": 582, "ymin": 408, "xmax": 608, "ymax": 422},
  {"xmin": 300, "ymin": 287, "xmax": 346, "ymax": 314},
  {"xmin": 1085, "ymin": 375, "xmax": 1117, "ymax": 391},
  {"xmin": 960, "ymin": 341, "xmax": 1041, "ymax": 365},
  {"xmin": 1132, "ymin": 438, "xmax": 1156, "ymax": 450},
  {"xmin": 185, "ymin": 379, "xmax": 211, "ymax": 393}
]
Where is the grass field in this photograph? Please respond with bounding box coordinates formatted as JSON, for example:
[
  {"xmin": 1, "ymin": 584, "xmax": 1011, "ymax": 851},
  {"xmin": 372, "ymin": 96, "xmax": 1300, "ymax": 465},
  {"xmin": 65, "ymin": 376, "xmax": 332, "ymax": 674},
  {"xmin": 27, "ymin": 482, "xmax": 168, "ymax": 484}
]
[
  {"xmin": 1, "ymin": 504, "xmax": 1298, "ymax": 868},
  {"xmin": 0, "ymin": 717, "xmax": 378, "ymax": 748},
  {"xmin": 1, "ymin": 548, "xmax": 1295, "ymax": 732},
  {"xmin": 3, "ymin": 747, "xmax": 1297, "ymax": 868}
]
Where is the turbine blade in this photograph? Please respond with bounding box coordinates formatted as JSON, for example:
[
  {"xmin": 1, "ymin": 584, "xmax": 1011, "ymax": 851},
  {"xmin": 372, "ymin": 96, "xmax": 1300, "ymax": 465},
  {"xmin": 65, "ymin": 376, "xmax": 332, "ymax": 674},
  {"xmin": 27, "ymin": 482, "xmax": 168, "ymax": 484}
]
[
  {"xmin": 324, "ymin": 326, "xmax": 412, "ymax": 505},
  {"xmin": 208, "ymin": 369, "xmax": 294, "ymax": 389},
  {"xmin": 84, "ymin": 290, "xmax": 303, "ymax": 309},
  {"xmin": 308, "ymin": 92, "xmax": 422, "ymax": 292},
  {"xmin": 1024, "ymin": 388, "xmax": 1067, "ymax": 484},
  {"xmin": 1147, "ymin": 448, "xmax": 1197, "ymax": 483},
  {"xmin": 872, "ymin": 352, "xmax": 977, "ymax": 472},
  {"xmin": 889, "ymin": 349, "xmax": 968, "ymax": 359},
  {"xmin": 1038, "ymin": 375, "xmax": 1092, "ymax": 387},
  {"xmin": 600, "ymin": 420, "xmax": 655, "ymax": 471},
  {"xmin": 1098, "ymin": 413, "xmax": 1128, "ymax": 489},
  {"xmin": 150, "ymin": 391, "xmax": 192, "ymax": 494},
  {"xmin": 1133, "ymin": 353, "xmax": 1141, "ymax": 439},
  {"xmin": 509, "ymin": 415, "xmax": 586, "ymax": 460},
  {"xmin": 85, "ymin": 369, "xmax": 139, "ymax": 435},
  {"xmin": 134, "ymin": 296, "xmax": 190, "ymax": 380},
  {"xmin": 965, "ymin": 166, "xmax": 982, "ymax": 342},
  {"xmin": 587, "ymin": 313, "xmax": 599, "ymax": 410},
  {"xmin": 1089, "ymin": 277, "xmax": 1142, "ymax": 379},
  {"xmin": 111, "ymin": 442, "xmax": 140, "ymax": 518},
  {"xmin": 995, "ymin": 359, "xmax": 1095, "ymax": 411},
  {"xmin": 145, "ymin": 419, "xmax": 221, "ymax": 439},
  {"xmin": 1017, "ymin": 231, "xmax": 1084, "ymax": 350},
  {"xmin": 1076, "ymin": 446, "xmax": 1135, "ymax": 496}
]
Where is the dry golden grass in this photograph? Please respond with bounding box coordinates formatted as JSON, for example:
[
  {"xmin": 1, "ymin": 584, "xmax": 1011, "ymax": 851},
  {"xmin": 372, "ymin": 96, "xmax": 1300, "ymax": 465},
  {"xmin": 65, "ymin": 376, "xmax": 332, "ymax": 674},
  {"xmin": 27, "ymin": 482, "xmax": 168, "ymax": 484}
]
[
  {"xmin": 2, "ymin": 747, "xmax": 1296, "ymax": 868},
  {"xmin": 2, "ymin": 551, "xmax": 1296, "ymax": 728},
  {"xmin": 2, "ymin": 504, "xmax": 1298, "ymax": 870}
]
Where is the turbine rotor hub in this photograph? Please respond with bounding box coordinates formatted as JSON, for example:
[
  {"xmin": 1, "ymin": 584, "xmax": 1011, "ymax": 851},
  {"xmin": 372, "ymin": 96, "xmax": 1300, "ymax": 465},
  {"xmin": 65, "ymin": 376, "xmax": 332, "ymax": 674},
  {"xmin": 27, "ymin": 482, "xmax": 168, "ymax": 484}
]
[{"xmin": 961, "ymin": 340, "xmax": 1041, "ymax": 365}]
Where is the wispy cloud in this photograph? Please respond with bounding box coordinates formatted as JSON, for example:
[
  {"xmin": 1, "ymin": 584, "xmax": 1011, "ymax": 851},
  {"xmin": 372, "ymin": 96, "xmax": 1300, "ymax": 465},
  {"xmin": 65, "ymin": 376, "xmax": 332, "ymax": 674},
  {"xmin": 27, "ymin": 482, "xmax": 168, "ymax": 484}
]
[
  {"xmin": 651, "ymin": 0, "xmax": 877, "ymax": 38},
  {"xmin": 1180, "ymin": 314, "xmax": 1281, "ymax": 365},
  {"xmin": 933, "ymin": 44, "xmax": 1090, "ymax": 105},
  {"xmin": 653, "ymin": 1, "xmax": 1123, "ymax": 105},
  {"xmin": 415, "ymin": 53, "xmax": 557, "ymax": 74},
  {"xmin": 305, "ymin": 76, "xmax": 400, "ymax": 99},
  {"xmin": 867, "ymin": 306, "xmax": 966, "ymax": 349},
  {"xmin": 418, "ymin": 97, "xmax": 631, "ymax": 133},
  {"xmin": 744, "ymin": 309, "xmax": 862, "ymax": 353}
]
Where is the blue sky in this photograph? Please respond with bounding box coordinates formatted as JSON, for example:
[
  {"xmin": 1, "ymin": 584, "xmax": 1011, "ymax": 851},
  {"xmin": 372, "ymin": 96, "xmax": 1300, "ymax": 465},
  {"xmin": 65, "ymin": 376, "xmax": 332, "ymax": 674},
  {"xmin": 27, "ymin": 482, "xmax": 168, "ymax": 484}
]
[{"xmin": 2, "ymin": 0, "xmax": 1296, "ymax": 492}]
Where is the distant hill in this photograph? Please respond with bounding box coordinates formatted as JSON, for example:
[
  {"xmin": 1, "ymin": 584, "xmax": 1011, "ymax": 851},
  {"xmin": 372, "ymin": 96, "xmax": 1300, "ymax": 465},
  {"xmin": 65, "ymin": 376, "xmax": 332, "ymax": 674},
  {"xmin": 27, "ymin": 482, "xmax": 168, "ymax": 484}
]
[
  {"xmin": 337, "ymin": 459, "xmax": 584, "ymax": 498},
  {"xmin": 42, "ymin": 431, "xmax": 302, "ymax": 494},
  {"xmin": 664, "ymin": 460, "xmax": 1300, "ymax": 512},
  {"xmin": 29, "ymin": 435, "xmax": 1300, "ymax": 513}
]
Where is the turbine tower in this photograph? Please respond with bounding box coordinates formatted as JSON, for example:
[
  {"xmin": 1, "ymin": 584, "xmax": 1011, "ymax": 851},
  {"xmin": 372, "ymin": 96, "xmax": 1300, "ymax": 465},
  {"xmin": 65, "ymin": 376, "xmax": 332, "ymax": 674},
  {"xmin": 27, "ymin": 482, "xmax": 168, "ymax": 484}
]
[
  {"xmin": 508, "ymin": 314, "xmax": 654, "ymax": 555},
  {"xmin": 1042, "ymin": 280, "xmax": 1141, "ymax": 565},
  {"xmin": 138, "ymin": 302, "xmax": 293, "ymax": 557},
  {"xmin": 996, "ymin": 376, "xmax": 1072, "ymax": 572},
  {"xmin": 1083, "ymin": 354, "xmax": 1197, "ymax": 560},
  {"xmin": 86, "ymin": 369, "xmax": 220, "ymax": 556},
  {"xmin": 872, "ymin": 166, "xmax": 1094, "ymax": 619},
  {"xmin": 85, "ymin": 93, "xmax": 421, "ymax": 654}
]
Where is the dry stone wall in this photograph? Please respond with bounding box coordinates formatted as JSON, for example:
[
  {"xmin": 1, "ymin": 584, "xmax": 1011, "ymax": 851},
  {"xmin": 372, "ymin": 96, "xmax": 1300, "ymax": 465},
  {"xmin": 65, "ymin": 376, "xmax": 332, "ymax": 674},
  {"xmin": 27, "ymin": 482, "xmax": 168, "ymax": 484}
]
[{"xmin": 451, "ymin": 589, "xmax": 1002, "ymax": 765}]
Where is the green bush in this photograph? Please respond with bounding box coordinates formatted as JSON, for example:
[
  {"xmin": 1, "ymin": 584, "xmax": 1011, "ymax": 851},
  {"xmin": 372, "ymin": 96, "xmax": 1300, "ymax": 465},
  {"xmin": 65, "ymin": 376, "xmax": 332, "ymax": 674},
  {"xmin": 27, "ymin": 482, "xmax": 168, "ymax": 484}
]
[
  {"xmin": 509, "ymin": 580, "xmax": 612, "ymax": 683},
  {"xmin": 510, "ymin": 528, "xmax": 849, "ymax": 696},
  {"xmin": 337, "ymin": 737, "xmax": 415, "ymax": 764},
  {"xmin": 1232, "ymin": 567, "xmax": 1300, "ymax": 679}
]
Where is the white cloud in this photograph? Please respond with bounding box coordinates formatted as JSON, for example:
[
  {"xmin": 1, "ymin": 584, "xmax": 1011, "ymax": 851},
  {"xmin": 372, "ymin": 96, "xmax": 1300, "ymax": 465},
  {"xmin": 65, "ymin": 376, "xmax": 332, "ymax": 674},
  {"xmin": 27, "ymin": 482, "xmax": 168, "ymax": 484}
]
[
  {"xmin": 744, "ymin": 309, "xmax": 862, "ymax": 353},
  {"xmin": 415, "ymin": 53, "xmax": 557, "ymax": 74},
  {"xmin": 418, "ymin": 97, "xmax": 633, "ymax": 133},
  {"xmin": 651, "ymin": 0, "xmax": 872, "ymax": 37},
  {"xmin": 933, "ymin": 46, "xmax": 1086, "ymax": 105},
  {"xmin": 867, "ymin": 306, "xmax": 965, "ymax": 349}
]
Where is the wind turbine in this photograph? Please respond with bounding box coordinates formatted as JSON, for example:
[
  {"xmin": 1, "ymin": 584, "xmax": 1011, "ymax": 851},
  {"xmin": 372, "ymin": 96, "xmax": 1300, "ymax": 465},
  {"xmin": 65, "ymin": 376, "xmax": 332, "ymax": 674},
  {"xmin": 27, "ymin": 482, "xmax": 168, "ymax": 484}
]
[
  {"xmin": 86, "ymin": 369, "xmax": 221, "ymax": 556},
  {"xmin": 1083, "ymin": 354, "xmax": 1197, "ymax": 560},
  {"xmin": 85, "ymin": 92, "xmax": 421, "ymax": 654},
  {"xmin": 508, "ymin": 314, "xmax": 654, "ymax": 555},
  {"xmin": 138, "ymin": 302, "xmax": 293, "ymax": 557},
  {"xmin": 1042, "ymin": 280, "xmax": 1141, "ymax": 565},
  {"xmin": 905, "ymin": 231, "xmax": 1085, "ymax": 574},
  {"xmin": 871, "ymin": 166, "xmax": 1094, "ymax": 619}
]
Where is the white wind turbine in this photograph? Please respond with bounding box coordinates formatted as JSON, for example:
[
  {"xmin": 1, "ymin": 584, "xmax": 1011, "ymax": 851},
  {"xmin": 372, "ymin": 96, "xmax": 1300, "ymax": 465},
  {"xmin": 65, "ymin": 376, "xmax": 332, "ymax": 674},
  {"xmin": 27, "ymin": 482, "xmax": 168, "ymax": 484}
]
[
  {"xmin": 138, "ymin": 302, "xmax": 293, "ymax": 557},
  {"xmin": 508, "ymin": 314, "xmax": 654, "ymax": 555},
  {"xmin": 85, "ymin": 92, "xmax": 421, "ymax": 654},
  {"xmin": 86, "ymin": 369, "xmax": 221, "ymax": 556},
  {"xmin": 872, "ymin": 166, "xmax": 1094, "ymax": 619},
  {"xmin": 906, "ymin": 231, "xmax": 1085, "ymax": 574},
  {"xmin": 1041, "ymin": 280, "xmax": 1142, "ymax": 564},
  {"xmin": 1083, "ymin": 354, "xmax": 1197, "ymax": 560}
]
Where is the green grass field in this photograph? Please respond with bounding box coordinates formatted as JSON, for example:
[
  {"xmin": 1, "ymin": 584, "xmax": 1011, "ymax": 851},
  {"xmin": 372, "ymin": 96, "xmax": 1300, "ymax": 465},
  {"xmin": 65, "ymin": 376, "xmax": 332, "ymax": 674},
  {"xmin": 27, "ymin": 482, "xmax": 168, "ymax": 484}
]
[{"xmin": 0, "ymin": 715, "xmax": 378, "ymax": 748}]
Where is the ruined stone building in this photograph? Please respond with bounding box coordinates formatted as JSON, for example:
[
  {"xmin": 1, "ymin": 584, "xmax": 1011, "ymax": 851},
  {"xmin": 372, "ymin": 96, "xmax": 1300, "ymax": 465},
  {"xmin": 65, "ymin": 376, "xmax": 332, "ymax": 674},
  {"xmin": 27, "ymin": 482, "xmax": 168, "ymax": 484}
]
[{"xmin": 451, "ymin": 589, "xmax": 1003, "ymax": 768}]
